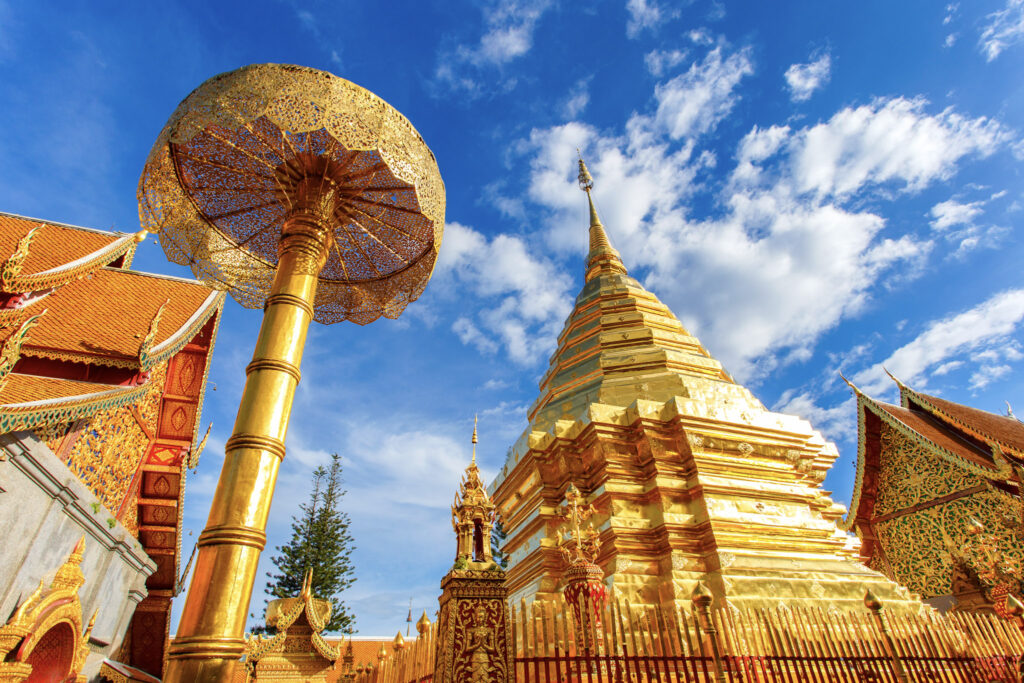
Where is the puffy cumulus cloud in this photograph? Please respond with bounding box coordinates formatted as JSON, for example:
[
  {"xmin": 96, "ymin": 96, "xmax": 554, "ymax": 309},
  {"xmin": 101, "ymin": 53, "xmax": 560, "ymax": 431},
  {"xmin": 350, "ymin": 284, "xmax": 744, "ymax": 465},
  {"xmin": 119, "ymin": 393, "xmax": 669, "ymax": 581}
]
[
  {"xmin": 854, "ymin": 289, "xmax": 1024, "ymax": 395},
  {"xmin": 514, "ymin": 50, "xmax": 1017, "ymax": 380},
  {"xmin": 626, "ymin": 0, "xmax": 676, "ymax": 38},
  {"xmin": 980, "ymin": 0, "xmax": 1024, "ymax": 61},
  {"xmin": 652, "ymin": 46, "xmax": 754, "ymax": 140},
  {"xmin": 436, "ymin": 221, "xmax": 572, "ymax": 364},
  {"xmin": 784, "ymin": 51, "xmax": 831, "ymax": 102},
  {"xmin": 784, "ymin": 98, "xmax": 1011, "ymax": 199},
  {"xmin": 434, "ymin": 0, "xmax": 553, "ymax": 94}
]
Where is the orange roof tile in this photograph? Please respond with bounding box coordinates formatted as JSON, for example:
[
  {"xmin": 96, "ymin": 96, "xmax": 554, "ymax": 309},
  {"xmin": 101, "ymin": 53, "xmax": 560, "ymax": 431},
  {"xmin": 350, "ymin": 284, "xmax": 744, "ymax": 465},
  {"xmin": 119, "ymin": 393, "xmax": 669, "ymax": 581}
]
[
  {"xmin": 0, "ymin": 374, "xmax": 117, "ymax": 404},
  {"xmin": 910, "ymin": 391, "xmax": 1024, "ymax": 456},
  {"xmin": 0, "ymin": 212, "xmax": 124, "ymax": 275},
  {"xmin": 21, "ymin": 268, "xmax": 218, "ymax": 368}
]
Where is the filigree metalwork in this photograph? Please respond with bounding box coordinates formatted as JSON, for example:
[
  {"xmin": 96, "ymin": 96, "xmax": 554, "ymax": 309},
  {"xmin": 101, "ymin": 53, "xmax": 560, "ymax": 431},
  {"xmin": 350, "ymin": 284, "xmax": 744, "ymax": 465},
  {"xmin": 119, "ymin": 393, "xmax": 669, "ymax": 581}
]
[
  {"xmin": 138, "ymin": 63, "xmax": 445, "ymax": 325},
  {"xmin": 874, "ymin": 422, "xmax": 979, "ymax": 517},
  {"xmin": 556, "ymin": 482, "xmax": 600, "ymax": 565}
]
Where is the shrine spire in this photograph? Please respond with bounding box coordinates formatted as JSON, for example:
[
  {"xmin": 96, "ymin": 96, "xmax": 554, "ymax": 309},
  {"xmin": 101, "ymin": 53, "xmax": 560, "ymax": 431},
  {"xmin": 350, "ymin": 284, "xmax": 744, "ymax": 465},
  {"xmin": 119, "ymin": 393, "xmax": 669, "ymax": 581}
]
[{"xmin": 577, "ymin": 153, "xmax": 627, "ymax": 282}]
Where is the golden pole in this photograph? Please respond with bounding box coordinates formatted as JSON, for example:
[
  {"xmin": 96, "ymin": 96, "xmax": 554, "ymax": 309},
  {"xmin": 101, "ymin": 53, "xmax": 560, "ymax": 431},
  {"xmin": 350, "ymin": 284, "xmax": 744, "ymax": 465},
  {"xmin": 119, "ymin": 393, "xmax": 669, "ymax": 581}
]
[{"xmin": 164, "ymin": 211, "xmax": 329, "ymax": 682}]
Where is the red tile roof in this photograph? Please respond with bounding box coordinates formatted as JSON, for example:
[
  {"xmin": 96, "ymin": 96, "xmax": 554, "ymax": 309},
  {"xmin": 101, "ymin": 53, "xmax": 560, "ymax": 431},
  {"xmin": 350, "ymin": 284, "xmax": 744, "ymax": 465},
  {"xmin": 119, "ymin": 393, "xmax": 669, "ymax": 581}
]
[{"xmin": 0, "ymin": 212, "xmax": 124, "ymax": 275}]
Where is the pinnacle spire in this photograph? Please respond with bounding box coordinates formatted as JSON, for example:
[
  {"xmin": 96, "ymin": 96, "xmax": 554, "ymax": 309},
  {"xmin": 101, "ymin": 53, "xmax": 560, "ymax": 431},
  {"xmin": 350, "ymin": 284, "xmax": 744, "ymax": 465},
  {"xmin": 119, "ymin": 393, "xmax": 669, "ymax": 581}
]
[
  {"xmin": 471, "ymin": 414, "xmax": 478, "ymax": 464},
  {"xmin": 577, "ymin": 154, "xmax": 627, "ymax": 282}
]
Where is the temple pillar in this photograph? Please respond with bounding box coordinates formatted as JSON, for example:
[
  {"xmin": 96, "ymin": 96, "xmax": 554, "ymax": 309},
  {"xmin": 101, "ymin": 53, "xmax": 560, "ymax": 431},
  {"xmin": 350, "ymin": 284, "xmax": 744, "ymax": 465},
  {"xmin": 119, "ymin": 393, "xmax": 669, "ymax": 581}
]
[{"xmin": 433, "ymin": 569, "xmax": 513, "ymax": 683}]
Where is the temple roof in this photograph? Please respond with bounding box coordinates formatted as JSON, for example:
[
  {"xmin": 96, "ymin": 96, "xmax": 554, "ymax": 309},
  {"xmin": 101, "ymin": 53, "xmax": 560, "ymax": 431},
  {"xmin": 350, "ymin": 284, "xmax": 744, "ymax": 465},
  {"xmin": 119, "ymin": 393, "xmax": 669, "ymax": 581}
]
[
  {"xmin": 0, "ymin": 212, "xmax": 138, "ymax": 292},
  {"xmin": 528, "ymin": 164, "xmax": 759, "ymax": 429},
  {"xmin": 899, "ymin": 383, "xmax": 1024, "ymax": 458},
  {"xmin": 0, "ymin": 212, "xmax": 224, "ymax": 433},
  {"xmin": 20, "ymin": 268, "xmax": 219, "ymax": 369},
  {"xmin": 843, "ymin": 378, "xmax": 1017, "ymax": 532}
]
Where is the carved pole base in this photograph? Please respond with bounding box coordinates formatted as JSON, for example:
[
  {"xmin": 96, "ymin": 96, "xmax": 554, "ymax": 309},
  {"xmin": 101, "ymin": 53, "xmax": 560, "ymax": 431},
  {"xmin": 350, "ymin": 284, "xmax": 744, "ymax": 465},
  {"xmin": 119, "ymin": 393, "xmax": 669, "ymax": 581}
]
[{"xmin": 433, "ymin": 569, "xmax": 513, "ymax": 683}]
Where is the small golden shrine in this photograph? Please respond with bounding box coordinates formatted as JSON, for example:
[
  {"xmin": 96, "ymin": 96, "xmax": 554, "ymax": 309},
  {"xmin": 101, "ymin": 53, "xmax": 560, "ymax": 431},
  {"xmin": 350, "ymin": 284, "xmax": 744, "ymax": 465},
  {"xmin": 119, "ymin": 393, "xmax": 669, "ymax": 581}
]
[
  {"xmin": 844, "ymin": 373, "xmax": 1024, "ymax": 615},
  {"xmin": 490, "ymin": 160, "xmax": 920, "ymax": 614},
  {"xmin": 0, "ymin": 211, "xmax": 223, "ymax": 677},
  {"xmin": 243, "ymin": 571, "xmax": 341, "ymax": 682},
  {"xmin": 0, "ymin": 538, "xmax": 94, "ymax": 683},
  {"xmin": 434, "ymin": 422, "xmax": 513, "ymax": 683}
]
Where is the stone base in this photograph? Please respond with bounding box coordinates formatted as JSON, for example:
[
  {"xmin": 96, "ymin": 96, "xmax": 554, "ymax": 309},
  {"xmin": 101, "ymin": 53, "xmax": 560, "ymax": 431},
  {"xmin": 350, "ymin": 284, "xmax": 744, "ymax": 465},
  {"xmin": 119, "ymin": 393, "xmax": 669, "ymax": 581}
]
[{"xmin": 434, "ymin": 569, "xmax": 513, "ymax": 683}]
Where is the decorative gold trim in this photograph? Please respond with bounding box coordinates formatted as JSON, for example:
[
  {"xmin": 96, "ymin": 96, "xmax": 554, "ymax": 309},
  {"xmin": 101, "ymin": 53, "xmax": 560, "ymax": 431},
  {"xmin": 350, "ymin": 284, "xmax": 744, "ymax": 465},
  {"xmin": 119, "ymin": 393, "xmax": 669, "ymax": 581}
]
[
  {"xmin": 0, "ymin": 537, "xmax": 94, "ymax": 683},
  {"xmin": 0, "ymin": 310, "xmax": 46, "ymax": 391}
]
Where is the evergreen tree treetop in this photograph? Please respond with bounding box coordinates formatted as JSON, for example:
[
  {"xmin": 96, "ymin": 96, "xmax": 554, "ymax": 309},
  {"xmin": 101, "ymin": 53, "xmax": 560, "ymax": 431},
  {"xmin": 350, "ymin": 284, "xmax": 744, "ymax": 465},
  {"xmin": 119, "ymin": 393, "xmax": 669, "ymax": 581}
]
[{"xmin": 255, "ymin": 453, "xmax": 356, "ymax": 634}]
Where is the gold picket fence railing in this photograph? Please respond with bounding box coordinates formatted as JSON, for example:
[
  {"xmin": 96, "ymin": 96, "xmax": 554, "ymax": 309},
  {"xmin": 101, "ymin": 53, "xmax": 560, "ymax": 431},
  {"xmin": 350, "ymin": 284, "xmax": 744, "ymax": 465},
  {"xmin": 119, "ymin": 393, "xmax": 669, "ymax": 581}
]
[{"xmin": 353, "ymin": 593, "xmax": 1024, "ymax": 683}]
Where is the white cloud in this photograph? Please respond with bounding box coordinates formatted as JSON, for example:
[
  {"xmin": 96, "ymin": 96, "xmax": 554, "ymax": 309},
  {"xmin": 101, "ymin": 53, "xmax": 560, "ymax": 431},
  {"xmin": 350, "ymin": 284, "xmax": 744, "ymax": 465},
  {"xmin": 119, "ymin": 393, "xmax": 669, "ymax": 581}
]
[
  {"xmin": 928, "ymin": 196, "xmax": 1007, "ymax": 256},
  {"xmin": 930, "ymin": 198, "xmax": 984, "ymax": 230},
  {"xmin": 562, "ymin": 78, "xmax": 591, "ymax": 118},
  {"xmin": 775, "ymin": 391, "xmax": 857, "ymax": 443},
  {"xmin": 784, "ymin": 51, "xmax": 831, "ymax": 102},
  {"xmin": 644, "ymin": 48, "xmax": 688, "ymax": 77},
  {"xmin": 626, "ymin": 0, "xmax": 676, "ymax": 38},
  {"xmin": 515, "ymin": 70, "xmax": 1014, "ymax": 380},
  {"xmin": 980, "ymin": 0, "xmax": 1024, "ymax": 61},
  {"xmin": 652, "ymin": 46, "xmax": 754, "ymax": 140},
  {"xmin": 970, "ymin": 364, "xmax": 1012, "ymax": 389},
  {"xmin": 788, "ymin": 98, "xmax": 1011, "ymax": 198},
  {"xmin": 436, "ymin": 222, "xmax": 572, "ymax": 364},
  {"xmin": 434, "ymin": 0, "xmax": 553, "ymax": 94},
  {"xmin": 944, "ymin": 33, "xmax": 958, "ymax": 48},
  {"xmin": 854, "ymin": 289, "xmax": 1024, "ymax": 394}
]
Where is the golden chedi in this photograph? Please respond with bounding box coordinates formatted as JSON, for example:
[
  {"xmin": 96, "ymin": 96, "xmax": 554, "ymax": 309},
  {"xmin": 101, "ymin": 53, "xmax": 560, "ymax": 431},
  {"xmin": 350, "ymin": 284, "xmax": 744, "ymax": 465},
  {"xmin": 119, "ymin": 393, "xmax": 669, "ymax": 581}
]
[{"xmin": 489, "ymin": 158, "xmax": 921, "ymax": 614}]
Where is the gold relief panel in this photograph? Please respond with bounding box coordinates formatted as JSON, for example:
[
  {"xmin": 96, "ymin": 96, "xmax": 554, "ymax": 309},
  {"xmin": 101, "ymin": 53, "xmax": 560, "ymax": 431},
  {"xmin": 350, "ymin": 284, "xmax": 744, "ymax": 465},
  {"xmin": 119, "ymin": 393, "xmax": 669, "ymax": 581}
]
[
  {"xmin": 874, "ymin": 489, "xmax": 1024, "ymax": 598},
  {"xmin": 873, "ymin": 422, "xmax": 979, "ymax": 517},
  {"xmin": 63, "ymin": 371, "xmax": 162, "ymax": 514}
]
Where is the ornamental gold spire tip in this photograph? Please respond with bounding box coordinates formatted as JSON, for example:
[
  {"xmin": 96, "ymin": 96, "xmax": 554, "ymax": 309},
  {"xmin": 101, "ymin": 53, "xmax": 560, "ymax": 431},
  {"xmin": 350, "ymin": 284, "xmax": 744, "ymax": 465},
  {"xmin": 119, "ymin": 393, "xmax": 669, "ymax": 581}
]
[
  {"xmin": 471, "ymin": 414, "xmax": 478, "ymax": 464},
  {"xmin": 576, "ymin": 154, "xmax": 626, "ymax": 281}
]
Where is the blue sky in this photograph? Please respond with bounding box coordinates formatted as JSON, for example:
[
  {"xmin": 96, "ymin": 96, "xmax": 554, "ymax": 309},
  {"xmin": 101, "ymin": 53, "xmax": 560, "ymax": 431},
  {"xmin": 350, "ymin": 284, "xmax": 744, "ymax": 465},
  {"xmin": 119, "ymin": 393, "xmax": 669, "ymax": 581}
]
[{"xmin": 2, "ymin": 1, "xmax": 1024, "ymax": 637}]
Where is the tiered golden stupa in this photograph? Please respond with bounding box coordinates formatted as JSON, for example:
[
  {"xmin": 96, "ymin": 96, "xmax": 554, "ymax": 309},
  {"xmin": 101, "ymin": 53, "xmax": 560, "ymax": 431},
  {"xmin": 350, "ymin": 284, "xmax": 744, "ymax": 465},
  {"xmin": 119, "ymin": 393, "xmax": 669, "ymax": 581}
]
[{"xmin": 489, "ymin": 160, "xmax": 921, "ymax": 613}]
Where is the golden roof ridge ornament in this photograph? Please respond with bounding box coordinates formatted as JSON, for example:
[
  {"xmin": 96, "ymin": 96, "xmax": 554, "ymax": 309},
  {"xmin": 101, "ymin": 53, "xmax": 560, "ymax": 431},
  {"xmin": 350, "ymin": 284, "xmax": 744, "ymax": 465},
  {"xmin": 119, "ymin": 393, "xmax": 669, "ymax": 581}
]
[{"xmin": 577, "ymin": 152, "xmax": 626, "ymax": 282}]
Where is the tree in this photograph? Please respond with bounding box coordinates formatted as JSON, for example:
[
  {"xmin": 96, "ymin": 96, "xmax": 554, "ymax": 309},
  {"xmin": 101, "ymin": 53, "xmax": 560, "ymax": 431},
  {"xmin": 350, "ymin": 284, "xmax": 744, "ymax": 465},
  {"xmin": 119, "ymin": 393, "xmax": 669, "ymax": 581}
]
[
  {"xmin": 491, "ymin": 516, "xmax": 509, "ymax": 569},
  {"xmin": 254, "ymin": 454, "xmax": 356, "ymax": 633}
]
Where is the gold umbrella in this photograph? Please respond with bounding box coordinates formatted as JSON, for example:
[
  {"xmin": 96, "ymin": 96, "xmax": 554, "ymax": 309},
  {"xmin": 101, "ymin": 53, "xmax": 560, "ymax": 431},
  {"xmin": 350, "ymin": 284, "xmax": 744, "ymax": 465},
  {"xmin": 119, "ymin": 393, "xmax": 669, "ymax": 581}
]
[{"xmin": 138, "ymin": 64, "xmax": 444, "ymax": 682}]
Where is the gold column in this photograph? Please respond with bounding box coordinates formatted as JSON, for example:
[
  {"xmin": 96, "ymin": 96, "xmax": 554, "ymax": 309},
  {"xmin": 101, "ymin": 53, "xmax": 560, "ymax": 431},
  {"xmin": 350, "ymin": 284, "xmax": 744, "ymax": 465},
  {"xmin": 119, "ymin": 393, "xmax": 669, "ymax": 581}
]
[{"xmin": 164, "ymin": 212, "xmax": 328, "ymax": 682}]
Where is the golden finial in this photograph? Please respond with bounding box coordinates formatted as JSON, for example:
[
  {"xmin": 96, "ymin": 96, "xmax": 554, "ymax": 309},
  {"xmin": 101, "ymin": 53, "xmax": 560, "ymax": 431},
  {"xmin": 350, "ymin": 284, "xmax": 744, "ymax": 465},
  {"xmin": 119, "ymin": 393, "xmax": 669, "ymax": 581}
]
[
  {"xmin": 133, "ymin": 228, "xmax": 149, "ymax": 244},
  {"xmin": 574, "ymin": 155, "xmax": 626, "ymax": 281},
  {"xmin": 471, "ymin": 414, "xmax": 478, "ymax": 465},
  {"xmin": 416, "ymin": 610, "xmax": 431, "ymax": 635},
  {"xmin": 577, "ymin": 150, "xmax": 594, "ymax": 192}
]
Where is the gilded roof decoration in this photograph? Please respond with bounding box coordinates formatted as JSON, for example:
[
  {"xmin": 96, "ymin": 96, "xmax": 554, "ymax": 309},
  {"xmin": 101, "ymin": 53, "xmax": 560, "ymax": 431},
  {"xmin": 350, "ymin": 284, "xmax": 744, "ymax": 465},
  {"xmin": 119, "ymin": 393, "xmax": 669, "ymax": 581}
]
[{"xmin": 0, "ymin": 212, "xmax": 136, "ymax": 280}]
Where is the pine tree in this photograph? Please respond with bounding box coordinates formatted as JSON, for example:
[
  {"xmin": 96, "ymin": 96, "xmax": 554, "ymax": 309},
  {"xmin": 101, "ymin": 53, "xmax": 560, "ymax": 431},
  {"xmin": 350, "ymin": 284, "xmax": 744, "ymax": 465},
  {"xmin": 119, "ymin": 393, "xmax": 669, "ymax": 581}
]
[
  {"xmin": 491, "ymin": 516, "xmax": 509, "ymax": 569},
  {"xmin": 255, "ymin": 454, "xmax": 356, "ymax": 633}
]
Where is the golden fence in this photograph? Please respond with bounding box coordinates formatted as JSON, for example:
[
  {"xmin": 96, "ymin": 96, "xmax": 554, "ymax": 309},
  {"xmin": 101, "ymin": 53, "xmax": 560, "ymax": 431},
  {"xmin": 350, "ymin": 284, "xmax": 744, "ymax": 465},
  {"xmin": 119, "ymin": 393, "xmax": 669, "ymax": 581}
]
[{"xmin": 353, "ymin": 593, "xmax": 1024, "ymax": 682}]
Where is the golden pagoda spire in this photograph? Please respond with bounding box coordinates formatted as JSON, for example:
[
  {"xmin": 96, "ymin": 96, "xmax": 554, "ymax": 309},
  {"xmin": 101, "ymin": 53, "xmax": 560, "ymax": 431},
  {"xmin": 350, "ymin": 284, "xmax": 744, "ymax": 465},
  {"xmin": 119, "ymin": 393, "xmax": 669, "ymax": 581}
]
[
  {"xmin": 471, "ymin": 414, "xmax": 478, "ymax": 465},
  {"xmin": 577, "ymin": 153, "xmax": 627, "ymax": 282}
]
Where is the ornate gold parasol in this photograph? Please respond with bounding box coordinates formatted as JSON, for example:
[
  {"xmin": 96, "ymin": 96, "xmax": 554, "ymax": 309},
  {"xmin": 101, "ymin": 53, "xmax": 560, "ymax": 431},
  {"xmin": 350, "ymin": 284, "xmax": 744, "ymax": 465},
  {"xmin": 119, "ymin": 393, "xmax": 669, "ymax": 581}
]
[
  {"xmin": 139, "ymin": 63, "xmax": 444, "ymax": 324},
  {"xmin": 138, "ymin": 64, "xmax": 444, "ymax": 682}
]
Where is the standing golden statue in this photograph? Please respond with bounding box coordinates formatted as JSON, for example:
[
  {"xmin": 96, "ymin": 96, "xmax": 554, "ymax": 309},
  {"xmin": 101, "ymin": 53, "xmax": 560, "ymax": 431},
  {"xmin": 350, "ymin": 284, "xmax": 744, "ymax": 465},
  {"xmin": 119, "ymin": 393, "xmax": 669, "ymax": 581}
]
[{"xmin": 138, "ymin": 63, "xmax": 444, "ymax": 681}]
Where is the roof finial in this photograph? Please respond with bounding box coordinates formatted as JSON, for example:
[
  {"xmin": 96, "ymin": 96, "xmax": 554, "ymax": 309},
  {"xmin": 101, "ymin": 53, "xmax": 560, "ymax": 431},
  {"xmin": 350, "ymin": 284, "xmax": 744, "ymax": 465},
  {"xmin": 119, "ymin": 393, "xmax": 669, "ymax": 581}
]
[
  {"xmin": 471, "ymin": 414, "xmax": 478, "ymax": 465},
  {"xmin": 575, "ymin": 154, "xmax": 626, "ymax": 282}
]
